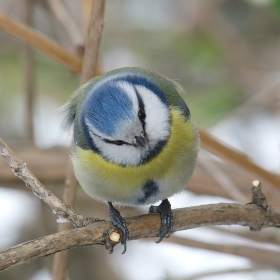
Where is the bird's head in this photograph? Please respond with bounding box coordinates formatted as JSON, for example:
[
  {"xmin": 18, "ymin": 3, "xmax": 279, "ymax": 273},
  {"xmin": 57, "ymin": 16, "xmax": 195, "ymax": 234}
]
[{"xmin": 81, "ymin": 73, "xmax": 171, "ymax": 166}]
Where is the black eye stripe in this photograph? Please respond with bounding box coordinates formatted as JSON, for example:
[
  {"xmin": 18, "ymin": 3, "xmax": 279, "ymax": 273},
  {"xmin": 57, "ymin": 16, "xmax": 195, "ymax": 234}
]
[
  {"xmin": 89, "ymin": 131, "xmax": 131, "ymax": 146},
  {"xmin": 103, "ymin": 139, "xmax": 131, "ymax": 146},
  {"xmin": 134, "ymin": 87, "xmax": 146, "ymax": 125}
]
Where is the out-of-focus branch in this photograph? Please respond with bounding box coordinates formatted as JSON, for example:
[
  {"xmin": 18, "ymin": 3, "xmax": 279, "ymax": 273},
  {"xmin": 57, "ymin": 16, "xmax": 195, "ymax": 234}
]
[
  {"xmin": 51, "ymin": 157, "xmax": 78, "ymax": 280},
  {"xmin": 183, "ymin": 267, "xmax": 265, "ymax": 280},
  {"xmin": 23, "ymin": 0, "xmax": 35, "ymax": 145},
  {"xmin": 200, "ymin": 130, "xmax": 280, "ymax": 189},
  {"xmin": 0, "ymin": 11, "xmax": 82, "ymax": 73},
  {"xmin": 82, "ymin": 0, "xmax": 93, "ymax": 36},
  {"xmin": 47, "ymin": 0, "xmax": 83, "ymax": 47},
  {"xmin": 210, "ymin": 226, "xmax": 280, "ymax": 246},
  {"xmin": 168, "ymin": 234, "xmax": 280, "ymax": 267},
  {"xmin": 80, "ymin": 0, "xmax": 105, "ymax": 84},
  {"xmin": 199, "ymin": 152, "xmax": 247, "ymax": 202}
]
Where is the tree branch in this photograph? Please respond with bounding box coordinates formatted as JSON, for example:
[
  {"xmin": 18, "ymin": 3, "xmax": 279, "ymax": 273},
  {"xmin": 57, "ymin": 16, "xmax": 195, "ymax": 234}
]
[{"xmin": 0, "ymin": 201, "xmax": 279, "ymax": 271}]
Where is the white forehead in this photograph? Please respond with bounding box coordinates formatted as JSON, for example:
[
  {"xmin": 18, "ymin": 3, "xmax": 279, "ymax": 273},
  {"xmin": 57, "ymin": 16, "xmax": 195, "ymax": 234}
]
[{"xmin": 115, "ymin": 81, "xmax": 139, "ymax": 113}]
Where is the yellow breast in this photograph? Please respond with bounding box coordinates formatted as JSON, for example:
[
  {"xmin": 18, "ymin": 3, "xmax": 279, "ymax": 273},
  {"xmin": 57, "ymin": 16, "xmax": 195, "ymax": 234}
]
[{"xmin": 72, "ymin": 108, "xmax": 199, "ymax": 205}]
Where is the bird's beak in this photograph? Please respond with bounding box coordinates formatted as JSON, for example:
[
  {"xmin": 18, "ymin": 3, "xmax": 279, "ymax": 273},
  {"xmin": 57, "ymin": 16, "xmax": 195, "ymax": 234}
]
[{"xmin": 135, "ymin": 136, "xmax": 148, "ymax": 149}]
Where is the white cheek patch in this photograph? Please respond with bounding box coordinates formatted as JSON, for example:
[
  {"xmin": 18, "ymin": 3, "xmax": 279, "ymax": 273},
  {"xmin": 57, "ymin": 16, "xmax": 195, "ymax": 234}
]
[
  {"xmin": 135, "ymin": 85, "xmax": 170, "ymax": 142},
  {"xmin": 90, "ymin": 134, "xmax": 143, "ymax": 166}
]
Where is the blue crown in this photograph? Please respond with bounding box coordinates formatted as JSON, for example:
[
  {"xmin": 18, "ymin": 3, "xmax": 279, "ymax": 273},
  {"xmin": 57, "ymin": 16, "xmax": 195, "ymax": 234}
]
[{"xmin": 82, "ymin": 82, "xmax": 134, "ymax": 137}]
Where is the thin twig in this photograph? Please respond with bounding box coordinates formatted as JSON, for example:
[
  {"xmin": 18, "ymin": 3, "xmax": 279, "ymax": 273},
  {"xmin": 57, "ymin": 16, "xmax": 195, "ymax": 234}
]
[{"xmin": 0, "ymin": 137, "xmax": 89, "ymax": 227}]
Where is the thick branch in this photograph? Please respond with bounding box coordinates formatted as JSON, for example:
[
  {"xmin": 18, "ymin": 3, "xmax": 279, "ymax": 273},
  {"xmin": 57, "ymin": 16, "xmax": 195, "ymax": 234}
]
[{"xmin": 0, "ymin": 202, "xmax": 279, "ymax": 271}]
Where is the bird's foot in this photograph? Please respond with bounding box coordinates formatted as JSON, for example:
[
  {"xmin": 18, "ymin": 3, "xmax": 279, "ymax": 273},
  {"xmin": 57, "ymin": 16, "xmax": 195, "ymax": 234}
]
[
  {"xmin": 108, "ymin": 202, "xmax": 129, "ymax": 254},
  {"xmin": 149, "ymin": 199, "xmax": 173, "ymax": 243}
]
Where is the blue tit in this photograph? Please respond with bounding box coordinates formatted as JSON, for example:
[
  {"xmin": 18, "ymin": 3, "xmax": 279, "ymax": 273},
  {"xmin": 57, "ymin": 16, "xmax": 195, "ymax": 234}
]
[{"xmin": 61, "ymin": 67, "xmax": 199, "ymax": 253}]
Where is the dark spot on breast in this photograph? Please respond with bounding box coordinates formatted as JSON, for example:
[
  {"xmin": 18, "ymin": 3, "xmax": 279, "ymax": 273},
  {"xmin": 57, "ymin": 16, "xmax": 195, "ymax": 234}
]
[{"xmin": 138, "ymin": 180, "xmax": 159, "ymax": 204}]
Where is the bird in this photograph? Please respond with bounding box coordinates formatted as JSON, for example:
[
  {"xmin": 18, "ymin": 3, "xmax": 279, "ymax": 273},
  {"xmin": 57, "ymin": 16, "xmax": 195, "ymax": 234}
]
[{"xmin": 61, "ymin": 67, "xmax": 199, "ymax": 254}]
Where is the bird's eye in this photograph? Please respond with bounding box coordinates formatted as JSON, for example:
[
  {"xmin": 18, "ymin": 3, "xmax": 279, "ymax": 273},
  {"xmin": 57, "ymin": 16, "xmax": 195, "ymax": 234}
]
[{"xmin": 138, "ymin": 109, "xmax": 146, "ymax": 121}]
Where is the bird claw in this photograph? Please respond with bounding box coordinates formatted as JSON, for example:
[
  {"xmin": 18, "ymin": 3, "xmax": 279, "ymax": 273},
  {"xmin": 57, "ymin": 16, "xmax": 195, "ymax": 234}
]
[
  {"xmin": 149, "ymin": 199, "xmax": 173, "ymax": 243},
  {"xmin": 108, "ymin": 202, "xmax": 129, "ymax": 254}
]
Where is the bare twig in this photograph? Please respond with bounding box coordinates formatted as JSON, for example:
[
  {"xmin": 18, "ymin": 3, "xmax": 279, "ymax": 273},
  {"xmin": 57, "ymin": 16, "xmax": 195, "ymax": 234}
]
[
  {"xmin": 0, "ymin": 11, "xmax": 82, "ymax": 73},
  {"xmin": 0, "ymin": 137, "xmax": 90, "ymax": 227}
]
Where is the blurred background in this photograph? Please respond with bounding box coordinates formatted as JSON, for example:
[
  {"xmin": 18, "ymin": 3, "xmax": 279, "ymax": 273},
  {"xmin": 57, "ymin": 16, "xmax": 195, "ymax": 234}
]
[{"xmin": 1, "ymin": 0, "xmax": 280, "ymax": 279}]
